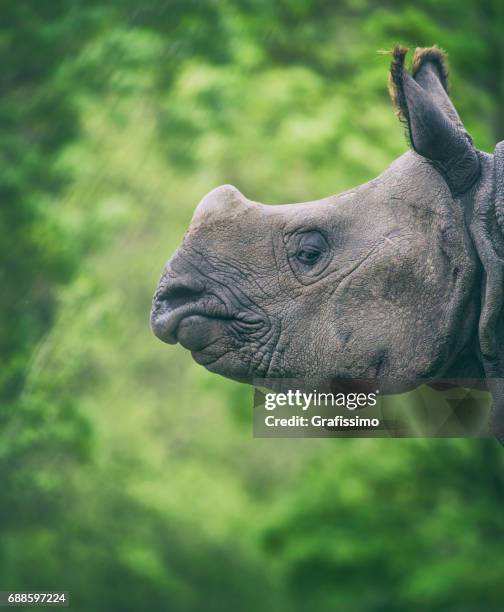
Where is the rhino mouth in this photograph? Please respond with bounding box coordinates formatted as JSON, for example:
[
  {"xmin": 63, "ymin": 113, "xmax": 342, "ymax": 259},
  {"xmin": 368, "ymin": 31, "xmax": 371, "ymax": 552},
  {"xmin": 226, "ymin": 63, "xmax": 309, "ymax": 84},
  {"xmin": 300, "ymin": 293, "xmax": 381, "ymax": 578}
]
[
  {"xmin": 151, "ymin": 300, "xmax": 230, "ymax": 344},
  {"xmin": 151, "ymin": 300, "xmax": 265, "ymax": 352}
]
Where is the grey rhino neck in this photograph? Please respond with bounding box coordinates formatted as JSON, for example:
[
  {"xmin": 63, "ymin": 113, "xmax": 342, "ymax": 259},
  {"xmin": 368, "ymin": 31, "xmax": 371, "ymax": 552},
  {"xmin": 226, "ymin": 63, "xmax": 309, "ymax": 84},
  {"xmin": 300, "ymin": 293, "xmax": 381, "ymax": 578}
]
[
  {"xmin": 461, "ymin": 142, "xmax": 504, "ymax": 432},
  {"xmin": 493, "ymin": 141, "xmax": 504, "ymax": 238},
  {"xmin": 468, "ymin": 142, "xmax": 504, "ymax": 367}
]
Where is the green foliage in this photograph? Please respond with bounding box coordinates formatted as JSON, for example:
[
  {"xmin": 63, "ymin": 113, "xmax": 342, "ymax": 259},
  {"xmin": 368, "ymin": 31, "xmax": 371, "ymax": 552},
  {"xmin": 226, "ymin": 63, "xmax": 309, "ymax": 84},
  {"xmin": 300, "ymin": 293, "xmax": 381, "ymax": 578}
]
[
  {"xmin": 2, "ymin": 1, "xmax": 504, "ymax": 610},
  {"xmin": 263, "ymin": 440, "xmax": 504, "ymax": 612}
]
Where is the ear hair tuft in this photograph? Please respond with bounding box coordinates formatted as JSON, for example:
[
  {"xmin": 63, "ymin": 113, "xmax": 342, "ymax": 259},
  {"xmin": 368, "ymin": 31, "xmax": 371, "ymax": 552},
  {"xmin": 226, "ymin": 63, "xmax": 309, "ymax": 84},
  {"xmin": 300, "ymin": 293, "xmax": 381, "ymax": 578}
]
[
  {"xmin": 388, "ymin": 46, "xmax": 410, "ymax": 128},
  {"xmin": 411, "ymin": 46, "xmax": 449, "ymax": 93}
]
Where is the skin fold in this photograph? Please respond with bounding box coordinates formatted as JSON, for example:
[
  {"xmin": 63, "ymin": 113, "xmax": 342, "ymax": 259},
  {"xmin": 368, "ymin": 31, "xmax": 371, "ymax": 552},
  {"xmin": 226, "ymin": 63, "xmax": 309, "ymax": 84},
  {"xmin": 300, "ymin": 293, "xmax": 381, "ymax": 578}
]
[{"xmin": 151, "ymin": 46, "xmax": 504, "ymax": 436}]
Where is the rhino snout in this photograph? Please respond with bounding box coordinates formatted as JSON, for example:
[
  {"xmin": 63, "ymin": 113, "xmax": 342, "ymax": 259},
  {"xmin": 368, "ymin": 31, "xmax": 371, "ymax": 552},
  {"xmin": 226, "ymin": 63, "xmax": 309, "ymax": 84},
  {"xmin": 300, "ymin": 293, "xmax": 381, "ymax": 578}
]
[{"xmin": 151, "ymin": 274, "xmax": 207, "ymax": 344}]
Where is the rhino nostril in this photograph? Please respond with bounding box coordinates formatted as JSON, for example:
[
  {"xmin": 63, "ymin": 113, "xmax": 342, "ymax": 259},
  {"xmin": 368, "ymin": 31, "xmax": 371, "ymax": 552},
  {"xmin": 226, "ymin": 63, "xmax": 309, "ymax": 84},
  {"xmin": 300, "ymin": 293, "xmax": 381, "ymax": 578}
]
[{"xmin": 156, "ymin": 276, "xmax": 205, "ymax": 310}]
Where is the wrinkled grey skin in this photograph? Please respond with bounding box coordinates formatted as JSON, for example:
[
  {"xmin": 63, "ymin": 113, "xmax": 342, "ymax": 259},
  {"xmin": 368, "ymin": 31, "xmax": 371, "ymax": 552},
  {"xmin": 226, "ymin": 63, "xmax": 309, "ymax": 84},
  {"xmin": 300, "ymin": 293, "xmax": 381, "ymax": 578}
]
[{"xmin": 151, "ymin": 47, "xmax": 504, "ymax": 433}]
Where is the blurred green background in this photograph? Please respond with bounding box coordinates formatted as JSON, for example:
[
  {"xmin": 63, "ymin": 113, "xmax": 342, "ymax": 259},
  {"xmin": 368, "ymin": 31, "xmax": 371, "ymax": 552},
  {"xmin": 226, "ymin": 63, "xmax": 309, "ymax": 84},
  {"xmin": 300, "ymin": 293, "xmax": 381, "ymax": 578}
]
[{"xmin": 2, "ymin": 1, "xmax": 504, "ymax": 610}]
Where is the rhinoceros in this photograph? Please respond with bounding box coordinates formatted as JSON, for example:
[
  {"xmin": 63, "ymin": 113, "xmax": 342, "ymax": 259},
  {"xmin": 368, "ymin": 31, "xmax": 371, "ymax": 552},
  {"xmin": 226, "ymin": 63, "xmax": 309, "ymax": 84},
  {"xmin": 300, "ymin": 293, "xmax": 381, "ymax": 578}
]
[{"xmin": 151, "ymin": 46, "xmax": 504, "ymax": 436}]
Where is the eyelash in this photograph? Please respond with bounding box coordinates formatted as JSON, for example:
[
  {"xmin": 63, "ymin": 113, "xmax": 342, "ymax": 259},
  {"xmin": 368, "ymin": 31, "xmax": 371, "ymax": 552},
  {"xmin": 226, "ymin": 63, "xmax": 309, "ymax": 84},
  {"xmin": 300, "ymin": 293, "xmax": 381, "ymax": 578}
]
[{"xmin": 296, "ymin": 247, "xmax": 321, "ymax": 264}]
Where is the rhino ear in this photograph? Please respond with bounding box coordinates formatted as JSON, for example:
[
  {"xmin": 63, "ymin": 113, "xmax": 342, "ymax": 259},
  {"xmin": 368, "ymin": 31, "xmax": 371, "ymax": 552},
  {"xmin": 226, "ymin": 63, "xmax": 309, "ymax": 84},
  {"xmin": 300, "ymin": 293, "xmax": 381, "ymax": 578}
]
[{"xmin": 388, "ymin": 46, "xmax": 480, "ymax": 196}]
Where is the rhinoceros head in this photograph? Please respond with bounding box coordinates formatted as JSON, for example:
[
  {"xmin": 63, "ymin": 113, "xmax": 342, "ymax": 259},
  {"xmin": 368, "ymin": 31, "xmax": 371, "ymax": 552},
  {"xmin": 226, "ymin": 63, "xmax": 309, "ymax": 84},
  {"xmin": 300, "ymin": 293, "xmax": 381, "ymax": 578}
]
[{"xmin": 151, "ymin": 47, "xmax": 504, "ymax": 412}]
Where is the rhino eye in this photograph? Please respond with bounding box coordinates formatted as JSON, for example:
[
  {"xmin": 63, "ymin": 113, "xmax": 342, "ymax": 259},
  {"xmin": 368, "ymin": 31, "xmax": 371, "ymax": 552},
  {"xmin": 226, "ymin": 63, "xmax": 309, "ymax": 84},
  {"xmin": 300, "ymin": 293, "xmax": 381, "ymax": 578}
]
[
  {"xmin": 296, "ymin": 246, "xmax": 321, "ymax": 265},
  {"xmin": 288, "ymin": 230, "xmax": 330, "ymax": 279}
]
